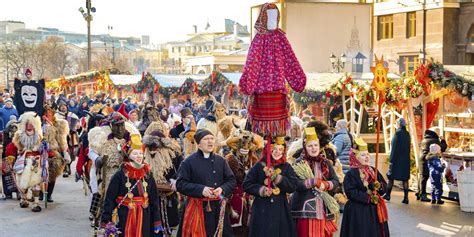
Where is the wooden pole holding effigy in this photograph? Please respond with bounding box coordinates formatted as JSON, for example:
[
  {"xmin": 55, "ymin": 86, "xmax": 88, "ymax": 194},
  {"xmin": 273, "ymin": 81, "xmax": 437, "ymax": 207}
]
[
  {"xmin": 374, "ymin": 95, "xmax": 383, "ymax": 181},
  {"xmin": 370, "ymin": 54, "xmax": 389, "ymax": 182}
]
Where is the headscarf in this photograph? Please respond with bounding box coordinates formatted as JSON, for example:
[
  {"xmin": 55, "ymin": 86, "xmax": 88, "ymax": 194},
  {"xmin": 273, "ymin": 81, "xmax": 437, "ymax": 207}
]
[
  {"xmin": 349, "ymin": 138, "xmax": 375, "ymax": 181},
  {"xmin": 349, "ymin": 151, "xmax": 374, "ymax": 183},
  {"xmin": 254, "ymin": 3, "xmax": 280, "ymax": 34},
  {"xmin": 260, "ymin": 136, "xmax": 287, "ymax": 166}
]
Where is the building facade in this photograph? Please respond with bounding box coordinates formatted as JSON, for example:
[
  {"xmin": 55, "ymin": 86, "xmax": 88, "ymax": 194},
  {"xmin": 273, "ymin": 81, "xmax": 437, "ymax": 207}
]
[
  {"xmin": 161, "ymin": 19, "xmax": 250, "ymax": 74},
  {"xmin": 373, "ymin": 0, "xmax": 474, "ymax": 74}
]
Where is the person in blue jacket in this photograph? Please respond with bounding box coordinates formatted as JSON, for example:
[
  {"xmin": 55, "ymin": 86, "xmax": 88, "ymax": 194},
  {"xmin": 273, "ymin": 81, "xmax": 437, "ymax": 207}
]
[
  {"xmin": 0, "ymin": 98, "xmax": 19, "ymax": 131},
  {"xmin": 427, "ymin": 144, "xmax": 446, "ymax": 205},
  {"xmin": 331, "ymin": 119, "xmax": 353, "ymax": 173}
]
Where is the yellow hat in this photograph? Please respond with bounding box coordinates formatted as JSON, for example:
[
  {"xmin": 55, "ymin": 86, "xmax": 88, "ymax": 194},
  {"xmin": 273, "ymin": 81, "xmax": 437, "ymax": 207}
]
[
  {"xmin": 354, "ymin": 137, "xmax": 368, "ymax": 151},
  {"xmin": 130, "ymin": 134, "xmax": 143, "ymax": 151},
  {"xmin": 272, "ymin": 136, "xmax": 286, "ymax": 146},
  {"xmin": 304, "ymin": 127, "xmax": 319, "ymax": 142}
]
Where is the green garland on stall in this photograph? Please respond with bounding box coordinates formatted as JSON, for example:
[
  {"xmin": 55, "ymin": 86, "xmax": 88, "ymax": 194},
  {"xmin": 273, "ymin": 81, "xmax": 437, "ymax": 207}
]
[
  {"xmin": 133, "ymin": 72, "xmax": 159, "ymax": 93},
  {"xmin": 178, "ymin": 78, "xmax": 195, "ymax": 95},
  {"xmin": 199, "ymin": 71, "xmax": 232, "ymax": 96},
  {"xmin": 428, "ymin": 62, "xmax": 474, "ymax": 97}
]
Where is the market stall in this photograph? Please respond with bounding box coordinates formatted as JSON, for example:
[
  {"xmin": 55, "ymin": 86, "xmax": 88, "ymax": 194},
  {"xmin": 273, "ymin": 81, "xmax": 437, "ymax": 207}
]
[{"xmin": 412, "ymin": 63, "xmax": 474, "ymax": 201}]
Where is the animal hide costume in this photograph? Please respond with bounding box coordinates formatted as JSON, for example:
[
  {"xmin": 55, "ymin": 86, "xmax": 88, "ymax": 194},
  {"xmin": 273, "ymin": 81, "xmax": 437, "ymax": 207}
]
[
  {"xmin": 43, "ymin": 111, "xmax": 69, "ymax": 183},
  {"xmin": 143, "ymin": 121, "xmax": 183, "ymax": 234},
  {"xmin": 7, "ymin": 112, "xmax": 44, "ymax": 212},
  {"xmin": 225, "ymin": 129, "xmax": 263, "ymax": 236},
  {"xmin": 196, "ymin": 96, "xmax": 226, "ymax": 137},
  {"xmin": 239, "ymin": 3, "xmax": 306, "ymax": 136}
]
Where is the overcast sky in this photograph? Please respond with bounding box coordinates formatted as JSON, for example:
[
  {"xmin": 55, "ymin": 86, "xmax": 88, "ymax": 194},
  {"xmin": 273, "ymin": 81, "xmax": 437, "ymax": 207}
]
[{"xmin": 1, "ymin": 0, "xmax": 252, "ymax": 43}]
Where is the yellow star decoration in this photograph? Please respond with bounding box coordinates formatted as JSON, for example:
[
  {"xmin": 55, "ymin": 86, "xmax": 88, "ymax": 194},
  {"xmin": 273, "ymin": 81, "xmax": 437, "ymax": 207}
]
[{"xmin": 370, "ymin": 55, "xmax": 389, "ymax": 97}]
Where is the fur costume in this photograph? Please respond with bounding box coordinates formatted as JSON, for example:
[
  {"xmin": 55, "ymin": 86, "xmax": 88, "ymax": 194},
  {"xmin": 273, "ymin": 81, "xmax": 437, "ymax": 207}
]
[
  {"xmin": 88, "ymin": 121, "xmax": 139, "ymax": 194},
  {"xmin": 16, "ymin": 153, "xmax": 42, "ymax": 191},
  {"xmin": 216, "ymin": 115, "xmax": 243, "ymax": 150},
  {"xmin": 138, "ymin": 105, "xmax": 160, "ymax": 135},
  {"xmin": 225, "ymin": 129, "xmax": 263, "ymax": 234},
  {"xmin": 181, "ymin": 119, "xmax": 197, "ymax": 158},
  {"xmin": 12, "ymin": 112, "xmax": 43, "ymax": 152},
  {"xmin": 196, "ymin": 95, "xmax": 225, "ymax": 137},
  {"xmin": 143, "ymin": 121, "xmax": 183, "ymax": 231},
  {"xmin": 43, "ymin": 109, "xmax": 69, "ymax": 182},
  {"xmin": 143, "ymin": 121, "xmax": 182, "ymax": 184},
  {"xmin": 167, "ymin": 113, "xmax": 181, "ymax": 127},
  {"xmin": 8, "ymin": 112, "xmax": 44, "ymax": 212}
]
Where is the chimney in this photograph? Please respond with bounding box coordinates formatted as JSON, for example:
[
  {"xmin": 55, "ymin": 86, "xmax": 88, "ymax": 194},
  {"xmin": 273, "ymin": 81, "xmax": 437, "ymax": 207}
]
[
  {"xmin": 193, "ymin": 25, "xmax": 197, "ymax": 34},
  {"xmin": 233, "ymin": 23, "xmax": 238, "ymax": 37}
]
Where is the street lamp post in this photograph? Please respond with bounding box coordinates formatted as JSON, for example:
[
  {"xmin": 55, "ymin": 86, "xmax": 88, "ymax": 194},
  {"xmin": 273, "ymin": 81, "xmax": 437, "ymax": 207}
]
[
  {"xmin": 79, "ymin": 0, "xmax": 96, "ymax": 71},
  {"xmin": 5, "ymin": 48, "xmax": 9, "ymax": 91},
  {"xmin": 108, "ymin": 25, "xmax": 115, "ymax": 65},
  {"xmin": 329, "ymin": 53, "xmax": 347, "ymax": 73}
]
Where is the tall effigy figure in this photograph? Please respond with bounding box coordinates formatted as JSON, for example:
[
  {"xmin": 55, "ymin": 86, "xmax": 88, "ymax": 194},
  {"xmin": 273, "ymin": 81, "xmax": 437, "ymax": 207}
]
[{"xmin": 239, "ymin": 2, "xmax": 306, "ymax": 137}]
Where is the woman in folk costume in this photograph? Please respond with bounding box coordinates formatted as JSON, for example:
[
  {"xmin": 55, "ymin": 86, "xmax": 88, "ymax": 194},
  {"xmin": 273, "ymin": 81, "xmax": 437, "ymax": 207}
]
[
  {"xmin": 225, "ymin": 129, "xmax": 264, "ymax": 236},
  {"xmin": 4, "ymin": 112, "xmax": 44, "ymax": 211},
  {"xmin": 88, "ymin": 112, "xmax": 139, "ymax": 227},
  {"xmin": 291, "ymin": 127, "xmax": 340, "ymax": 237},
  {"xmin": 239, "ymin": 3, "xmax": 306, "ymax": 136},
  {"xmin": 340, "ymin": 138, "xmax": 390, "ymax": 237},
  {"xmin": 142, "ymin": 121, "xmax": 183, "ymax": 236},
  {"xmin": 287, "ymin": 120, "xmax": 346, "ymax": 204},
  {"xmin": 243, "ymin": 136, "xmax": 298, "ymax": 237},
  {"xmin": 41, "ymin": 105, "xmax": 69, "ymax": 203},
  {"xmin": 101, "ymin": 134, "xmax": 163, "ymax": 237}
]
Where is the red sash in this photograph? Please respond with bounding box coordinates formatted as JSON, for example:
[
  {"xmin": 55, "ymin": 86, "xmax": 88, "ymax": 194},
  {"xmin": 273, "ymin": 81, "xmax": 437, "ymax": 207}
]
[
  {"xmin": 182, "ymin": 197, "xmax": 220, "ymax": 237},
  {"xmin": 116, "ymin": 196, "xmax": 146, "ymax": 237}
]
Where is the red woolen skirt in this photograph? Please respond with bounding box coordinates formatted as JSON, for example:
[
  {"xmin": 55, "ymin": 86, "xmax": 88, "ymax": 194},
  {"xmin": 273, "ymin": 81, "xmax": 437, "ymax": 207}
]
[
  {"xmin": 296, "ymin": 218, "xmax": 338, "ymax": 237},
  {"xmin": 248, "ymin": 91, "xmax": 290, "ymax": 136}
]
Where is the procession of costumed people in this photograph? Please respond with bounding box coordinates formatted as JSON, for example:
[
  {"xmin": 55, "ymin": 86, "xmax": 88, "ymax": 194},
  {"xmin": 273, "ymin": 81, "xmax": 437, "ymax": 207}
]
[{"xmin": 0, "ymin": 2, "xmax": 404, "ymax": 237}]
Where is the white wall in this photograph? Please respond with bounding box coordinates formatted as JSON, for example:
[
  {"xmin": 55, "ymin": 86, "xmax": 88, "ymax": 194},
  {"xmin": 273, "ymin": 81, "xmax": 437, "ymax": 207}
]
[{"xmin": 285, "ymin": 2, "xmax": 372, "ymax": 72}]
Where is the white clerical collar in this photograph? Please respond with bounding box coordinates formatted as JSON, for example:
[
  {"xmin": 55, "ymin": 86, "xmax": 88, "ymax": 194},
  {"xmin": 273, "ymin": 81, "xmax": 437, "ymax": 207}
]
[{"xmin": 203, "ymin": 152, "xmax": 210, "ymax": 158}]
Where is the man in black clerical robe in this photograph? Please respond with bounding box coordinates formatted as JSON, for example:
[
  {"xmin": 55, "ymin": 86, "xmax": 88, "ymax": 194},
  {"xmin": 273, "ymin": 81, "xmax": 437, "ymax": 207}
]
[{"xmin": 177, "ymin": 129, "xmax": 236, "ymax": 237}]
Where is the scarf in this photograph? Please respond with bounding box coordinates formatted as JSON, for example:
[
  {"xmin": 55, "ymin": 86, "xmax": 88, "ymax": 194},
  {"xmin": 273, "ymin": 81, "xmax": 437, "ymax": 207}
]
[
  {"xmin": 124, "ymin": 162, "xmax": 150, "ymax": 180},
  {"xmin": 303, "ymin": 149, "xmax": 329, "ymax": 179},
  {"xmin": 260, "ymin": 147, "xmax": 286, "ymax": 166},
  {"xmin": 349, "ymin": 150, "xmax": 388, "ymax": 228},
  {"xmin": 349, "ymin": 150, "xmax": 374, "ymax": 182}
]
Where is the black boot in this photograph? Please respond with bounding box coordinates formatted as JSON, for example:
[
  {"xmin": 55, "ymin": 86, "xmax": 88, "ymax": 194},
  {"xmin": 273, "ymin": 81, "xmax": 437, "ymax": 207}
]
[
  {"xmin": 437, "ymin": 199, "xmax": 445, "ymax": 205},
  {"xmin": 31, "ymin": 205, "xmax": 42, "ymax": 212},
  {"xmin": 402, "ymin": 183, "xmax": 409, "ymax": 204},
  {"xmin": 384, "ymin": 179, "xmax": 393, "ymax": 201},
  {"xmin": 20, "ymin": 201, "xmax": 29, "ymax": 208},
  {"xmin": 63, "ymin": 164, "xmax": 71, "ymax": 178},
  {"xmin": 420, "ymin": 194, "xmax": 431, "ymax": 202},
  {"xmin": 46, "ymin": 181, "xmax": 55, "ymax": 202}
]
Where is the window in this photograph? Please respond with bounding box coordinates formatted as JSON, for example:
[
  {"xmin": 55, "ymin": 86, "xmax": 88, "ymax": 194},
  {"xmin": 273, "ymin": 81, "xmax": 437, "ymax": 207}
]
[
  {"xmin": 378, "ymin": 15, "xmax": 393, "ymax": 40},
  {"xmin": 407, "ymin": 12, "xmax": 416, "ymax": 38},
  {"xmin": 399, "ymin": 56, "xmax": 419, "ymax": 74}
]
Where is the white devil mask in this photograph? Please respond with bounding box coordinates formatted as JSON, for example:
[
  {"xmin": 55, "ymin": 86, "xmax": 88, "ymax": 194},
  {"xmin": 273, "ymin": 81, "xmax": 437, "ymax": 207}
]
[{"xmin": 21, "ymin": 85, "xmax": 38, "ymax": 108}]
